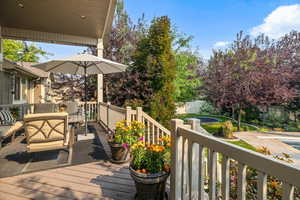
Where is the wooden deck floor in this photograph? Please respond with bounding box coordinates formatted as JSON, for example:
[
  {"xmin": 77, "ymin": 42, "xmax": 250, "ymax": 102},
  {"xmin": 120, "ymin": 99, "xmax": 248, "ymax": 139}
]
[{"xmin": 0, "ymin": 161, "xmax": 135, "ymax": 200}]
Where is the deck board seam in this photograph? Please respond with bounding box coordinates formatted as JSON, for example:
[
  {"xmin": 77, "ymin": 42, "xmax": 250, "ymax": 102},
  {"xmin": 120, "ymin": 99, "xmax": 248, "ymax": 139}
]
[
  {"xmin": 46, "ymin": 171, "xmax": 135, "ymax": 186},
  {"xmin": 37, "ymin": 172, "xmax": 135, "ymax": 190},
  {"xmin": 0, "ymin": 178, "xmax": 101, "ymax": 199},
  {"xmin": 0, "ymin": 181, "xmax": 73, "ymax": 200},
  {"xmin": 50, "ymin": 169, "xmax": 133, "ymax": 182},
  {"xmin": 0, "ymin": 189, "xmax": 33, "ymax": 200},
  {"xmin": 2, "ymin": 173, "xmax": 136, "ymax": 195},
  {"xmin": 64, "ymin": 167, "xmax": 132, "ymax": 180}
]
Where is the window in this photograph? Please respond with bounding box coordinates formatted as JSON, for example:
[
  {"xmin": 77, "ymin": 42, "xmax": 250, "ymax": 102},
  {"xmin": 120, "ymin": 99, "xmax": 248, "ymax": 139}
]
[{"xmin": 14, "ymin": 76, "xmax": 20, "ymax": 100}]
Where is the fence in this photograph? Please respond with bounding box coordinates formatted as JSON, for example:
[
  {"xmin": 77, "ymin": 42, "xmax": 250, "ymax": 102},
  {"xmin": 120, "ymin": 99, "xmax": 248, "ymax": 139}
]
[{"xmin": 170, "ymin": 118, "xmax": 300, "ymax": 200}]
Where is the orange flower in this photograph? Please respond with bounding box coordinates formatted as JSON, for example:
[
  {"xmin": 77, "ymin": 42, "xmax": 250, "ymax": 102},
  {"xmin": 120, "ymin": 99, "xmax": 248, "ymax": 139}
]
[
  {"xmin": 164, "ymin": 165, "xmax": 170, "ymax": 173},
  {"xmin": 270, "ymin": 181, "xmax": 279, "ymax": 188}
]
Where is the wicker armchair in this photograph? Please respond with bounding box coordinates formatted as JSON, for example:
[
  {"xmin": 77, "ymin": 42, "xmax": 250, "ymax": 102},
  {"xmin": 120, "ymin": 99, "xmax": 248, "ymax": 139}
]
[{"xmin": 24, "ymin": 112, "xmax": 74, "ymax": 163}]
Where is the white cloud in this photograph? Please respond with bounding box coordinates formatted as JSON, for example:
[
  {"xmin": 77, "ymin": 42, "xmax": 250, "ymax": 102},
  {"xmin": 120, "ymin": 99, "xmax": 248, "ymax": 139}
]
[
  {"xmin": 251, "ymin": 4, "xmax": 300, "ymax": 39},
  {"xmin": 213, "ymin": 41, "xmax": 230, "ymax": 48}
]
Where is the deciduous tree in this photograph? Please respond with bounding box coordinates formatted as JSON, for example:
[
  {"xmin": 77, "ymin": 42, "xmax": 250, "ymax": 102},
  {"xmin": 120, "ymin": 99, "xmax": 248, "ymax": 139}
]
[{"xmin": 202, "ymin": 32, "xmax": 298, "ymax": 129}]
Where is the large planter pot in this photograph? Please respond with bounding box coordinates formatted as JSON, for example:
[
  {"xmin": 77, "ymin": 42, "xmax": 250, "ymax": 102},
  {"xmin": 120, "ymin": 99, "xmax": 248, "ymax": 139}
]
[
  {"xmin": 129, "ymin": 166, "xmax": 170, "ymax": 200},
  {"xmin": 109, "ymin": 142, "xmax": 130, "ymax": 164}
]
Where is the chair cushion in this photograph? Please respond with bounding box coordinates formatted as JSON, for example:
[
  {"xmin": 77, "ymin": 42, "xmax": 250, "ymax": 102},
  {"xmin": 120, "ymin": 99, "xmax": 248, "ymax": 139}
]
[
  {"xmin": 0, "ymin": 110, "xmax": 16, "ymax": 125},
  {"xmin": 27, "ymin": 140, "xmax": 65, "ymax": 152},
  {"xmin": 24, "ymin": 113, "xmax": 68, "ymax": 143}
]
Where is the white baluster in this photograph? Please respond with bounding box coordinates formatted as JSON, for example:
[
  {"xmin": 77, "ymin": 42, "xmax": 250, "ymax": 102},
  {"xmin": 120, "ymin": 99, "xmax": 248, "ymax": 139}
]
[
  {"xmin": 221, "ymin": 155, "xmax": 230, "ymax": 200},
  {"xmin": 257, "ymin": 171, "xmax": 267, "ymax": 200},
  {"xmin": 209, "ymin": 150, "xmax": 217, "ymax": 200},
  {"xmin": 237, "ymin": 163, "xmax": 247, "ymax": 200},
  {"xmin": 282, "ymin": 183, "xmax": 294, "ymax": 200}
]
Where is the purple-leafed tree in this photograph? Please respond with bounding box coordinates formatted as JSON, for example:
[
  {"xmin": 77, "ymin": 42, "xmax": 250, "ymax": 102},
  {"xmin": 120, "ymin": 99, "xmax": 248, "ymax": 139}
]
[{"xmin": 202, "ymin": 31, "xmax": 298, "ymax": 130}]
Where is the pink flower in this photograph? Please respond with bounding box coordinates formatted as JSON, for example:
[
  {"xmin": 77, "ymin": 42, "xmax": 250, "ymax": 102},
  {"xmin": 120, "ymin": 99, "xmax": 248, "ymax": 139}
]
[
  {"xmin": 138, "ymin": 137, "xmax": 144, "ymax": 141},
  {"xmin": 122, "ymin": 143, "xmax": 129, "ymax": 149}
]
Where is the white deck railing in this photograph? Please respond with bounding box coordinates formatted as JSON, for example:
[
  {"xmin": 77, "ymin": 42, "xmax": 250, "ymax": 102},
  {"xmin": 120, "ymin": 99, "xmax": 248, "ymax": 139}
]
[
  {"xmin": 78, "ymin": 101, "xmax": 98, "ymax": 121},
  {"xmin": 96, "ymin": 102, "xmax": 170, "ymax": 143},
  {"xmin": 170, "ymin": 118, "xmax": 300, "ymax": 200},
  {"xmin": 0, "ymin": 104, "xmax": 34, "ymax": 120}
]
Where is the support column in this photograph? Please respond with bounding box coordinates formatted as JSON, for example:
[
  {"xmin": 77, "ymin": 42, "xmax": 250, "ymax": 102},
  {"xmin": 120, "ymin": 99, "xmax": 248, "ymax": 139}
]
[
  {"xmin": 0, "ymin": 25, "xmax": 3, "ymax": 71},
  {"xmin": 96, "ymin": 38, "xmax": 104, "ymax": 103}
]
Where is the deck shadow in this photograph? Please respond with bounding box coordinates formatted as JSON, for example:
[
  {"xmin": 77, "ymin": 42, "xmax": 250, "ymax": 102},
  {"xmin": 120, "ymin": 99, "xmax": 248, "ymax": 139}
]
[{"xmin": 0, "ymin": 123, "xmax": 109, "ymax": 178}]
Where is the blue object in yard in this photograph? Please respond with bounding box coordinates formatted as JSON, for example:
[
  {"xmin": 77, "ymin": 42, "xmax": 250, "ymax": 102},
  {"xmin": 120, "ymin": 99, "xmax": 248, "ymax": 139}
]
[{"xmin": 186, "ymin": 117, "xmax": 220, "ymax": 123}]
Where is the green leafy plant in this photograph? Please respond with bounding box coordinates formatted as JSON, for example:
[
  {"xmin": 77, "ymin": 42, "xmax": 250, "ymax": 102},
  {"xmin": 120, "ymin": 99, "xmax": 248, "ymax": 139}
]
[
  {"xmin": 9, "ymin": 107, "xmax": 19, "ymax": 120},
  {"xmin": 113, "ymin": 120, "xmax": 145, "ymax": 148},
  {"xmin": 131, "ymin": 136, "xmax": 171, "ymax": 174},
  {"xmin": 124, "ymin": 99, "xmax": 144, "ymax": 109},
  {"xmin": 198, "ymin": 102, "xmax": 220, "ymax": 115}
]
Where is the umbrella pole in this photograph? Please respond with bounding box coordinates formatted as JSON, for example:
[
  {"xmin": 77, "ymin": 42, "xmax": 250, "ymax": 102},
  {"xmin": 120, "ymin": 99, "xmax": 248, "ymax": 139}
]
[{"xmin": 84, "ymin": 67, "xmax": 88, "ymax": 136}]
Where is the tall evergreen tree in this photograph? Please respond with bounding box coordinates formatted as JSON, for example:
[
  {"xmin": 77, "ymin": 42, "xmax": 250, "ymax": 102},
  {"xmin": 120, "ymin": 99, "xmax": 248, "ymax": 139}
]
[{"xmin": 131, "ymin": 16, "xmax": 176, "ymax": 127}]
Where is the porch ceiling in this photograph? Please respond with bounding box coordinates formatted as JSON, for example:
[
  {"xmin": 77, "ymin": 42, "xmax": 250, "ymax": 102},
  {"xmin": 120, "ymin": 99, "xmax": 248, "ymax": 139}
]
[{"xmin": 0, "ymin": 0, "xmax": 116, "ymax": 46}]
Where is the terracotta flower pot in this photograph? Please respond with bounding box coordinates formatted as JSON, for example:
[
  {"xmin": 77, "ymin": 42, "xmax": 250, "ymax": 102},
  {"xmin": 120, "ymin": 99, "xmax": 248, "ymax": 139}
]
[
  {"xmin": 129, "ymin": 166, "xmax": 170, "ymax": 200},
  {"xmin": 109, "ymin": 142, "xmax": 130, "ymax": 164}
]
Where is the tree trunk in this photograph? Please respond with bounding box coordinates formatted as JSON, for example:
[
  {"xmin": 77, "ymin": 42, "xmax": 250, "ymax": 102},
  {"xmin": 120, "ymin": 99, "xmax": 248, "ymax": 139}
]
[
  {"xmin": 262, "ymin": 106, "xmax": 268, "ymax": 127},
  {"xmin": 238, "ymin": 108, "xmax": 242, "ymax": 131},
  {"xmin": 232, "ymin": 106, "xmax": 235, "ymax": 120}
]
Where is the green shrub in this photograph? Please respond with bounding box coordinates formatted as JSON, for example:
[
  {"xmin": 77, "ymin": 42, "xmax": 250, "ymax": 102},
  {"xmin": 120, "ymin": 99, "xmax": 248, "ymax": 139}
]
[
  {"xmin": 9, "ymin": 107, "xmax": 20, "ymax": 119},
  {"xmin": 198, "ymin": 101, "xmax": 220, "ymax": 115},
  {"xmin": 124, "ymin": 98, "xmax": 144, "ymax": 109},
  {"xmin": 221, "ymin": 121, "xmax": 234, "ymax": 138},
  {"xmin": 201, "ymin": 122, "xmax": 223, "ymax": 135},
  {"xmin": 264, "ymin": 112, "xmax": 288, "ymax": 129}
]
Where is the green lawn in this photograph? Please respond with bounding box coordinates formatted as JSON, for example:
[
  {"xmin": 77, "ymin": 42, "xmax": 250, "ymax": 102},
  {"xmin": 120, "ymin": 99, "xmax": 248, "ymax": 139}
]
[
  {"xmin": 177, "ymin": 113, "xmax": 257, "ymax": 151},
  {"xmin": 177, "ymin": 113, "xmax": 258, "ymax": 132},
  {"xmin": 228, "ymin": 140, "xmax": 256, "ymax": 151}
]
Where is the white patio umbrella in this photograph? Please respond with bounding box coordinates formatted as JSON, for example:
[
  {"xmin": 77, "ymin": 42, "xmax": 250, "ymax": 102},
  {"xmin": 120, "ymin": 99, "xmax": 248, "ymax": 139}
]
[{"xmin": 34, "ymin": 53, "xmax": 127, "ymax": 134}]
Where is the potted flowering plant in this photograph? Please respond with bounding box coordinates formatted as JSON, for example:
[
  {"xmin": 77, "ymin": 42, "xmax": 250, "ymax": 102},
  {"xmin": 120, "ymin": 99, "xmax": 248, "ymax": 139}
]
[
  {"xmin": 109, "ymin": 120, "xmax": 145, "ymax": 163},
  {"xmin": 129, "ymin": 136, "xmax": 171, "ymax": 200}
]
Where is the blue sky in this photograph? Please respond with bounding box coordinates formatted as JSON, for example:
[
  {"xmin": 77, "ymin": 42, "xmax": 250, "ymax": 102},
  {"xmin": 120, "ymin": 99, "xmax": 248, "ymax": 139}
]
[{"xmin": 37, "ymin": 0, "xmax": 300, "ymax": 61}]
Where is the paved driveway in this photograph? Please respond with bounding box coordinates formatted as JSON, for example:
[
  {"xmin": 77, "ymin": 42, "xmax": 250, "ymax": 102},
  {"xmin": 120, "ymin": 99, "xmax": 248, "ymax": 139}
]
[{"xmin": 234, "ymin": 131, "xmax": 300, "ymax": 166}]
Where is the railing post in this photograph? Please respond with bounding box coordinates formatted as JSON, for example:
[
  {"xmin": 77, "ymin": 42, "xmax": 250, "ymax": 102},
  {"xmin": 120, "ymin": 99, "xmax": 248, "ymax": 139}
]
[
  {"xmin": 97, "ymin": 102, "xmax": 100, "ymax": 122},
  {"xmin": 125, "ymin": 106, "xmax": 132, "ymax": 123},
  {"xmin": 186, "ymin": 119, "xmax": 201, "ymax": 199},
  {"xmin": 170, "ymin": 119, "xmax": 184, "ymax": 200},
  {"xmin": 186, "ymin": 118, "xmax": 200, "ymax": 131},
  {"xmin": 107, "ymin": 102, "xmax": 111, "ymax": 129},
  {"xmin": 136, "ymin": 107, "xmax": 142, "ymax": 122}
]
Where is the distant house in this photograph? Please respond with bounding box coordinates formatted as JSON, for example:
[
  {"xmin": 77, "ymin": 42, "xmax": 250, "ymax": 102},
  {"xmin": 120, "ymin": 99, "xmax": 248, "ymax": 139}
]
[{"xmin": 0, "ymin": 59, "xmax": 50, "ymax": 105}]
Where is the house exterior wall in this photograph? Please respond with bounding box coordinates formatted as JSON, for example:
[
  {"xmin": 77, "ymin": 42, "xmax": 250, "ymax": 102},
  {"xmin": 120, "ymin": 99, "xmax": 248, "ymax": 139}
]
[
  {"xmin": 34, "ymin": 82, "xmax": 42, "ymax": 104},
  {"xmin": 0, "ymin": 70, "xmax": 13, "ymax": 104}
]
